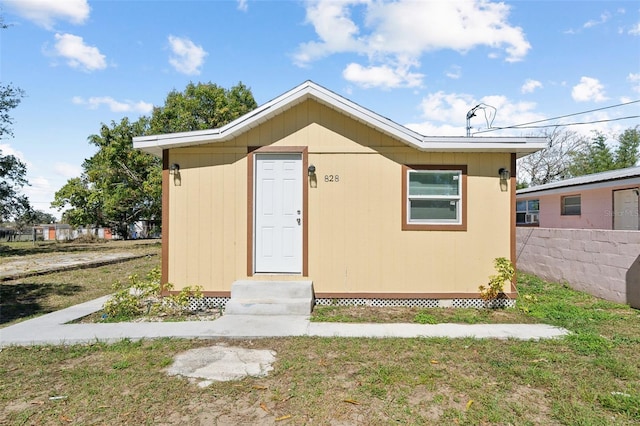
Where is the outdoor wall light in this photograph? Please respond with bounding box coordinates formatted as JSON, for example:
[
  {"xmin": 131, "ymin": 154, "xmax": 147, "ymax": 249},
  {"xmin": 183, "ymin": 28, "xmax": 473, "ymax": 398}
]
[
  {"xmin": 169, "ymin": 163, "xmax": 180, "ymax": 173},
  {"xmin": 308, "ymin": 164, "xmax": 317, "ymax": 188},
  {"xmin": 498, "ymin": 168, "xmax": 510, "ymax": 180}
]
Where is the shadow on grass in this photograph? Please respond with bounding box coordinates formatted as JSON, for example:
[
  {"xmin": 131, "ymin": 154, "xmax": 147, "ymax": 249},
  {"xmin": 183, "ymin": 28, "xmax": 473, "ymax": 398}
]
[
  {"xmin": 0, "ymin": 242, "xmax": 107, "ymax": 258},
  {"xmin": 0, "ymin": 282, "xmax": 83, "ymax": 324},
  {"xmin": 0, "ymin": 240, "xmax": 160, "ymax": 258}
]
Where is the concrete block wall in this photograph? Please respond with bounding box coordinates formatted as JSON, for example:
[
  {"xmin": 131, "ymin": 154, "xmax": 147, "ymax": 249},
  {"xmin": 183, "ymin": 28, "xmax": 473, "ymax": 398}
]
[{"xmin": 516, "ymin": 228, "xmax": 640, "ymax": 308}]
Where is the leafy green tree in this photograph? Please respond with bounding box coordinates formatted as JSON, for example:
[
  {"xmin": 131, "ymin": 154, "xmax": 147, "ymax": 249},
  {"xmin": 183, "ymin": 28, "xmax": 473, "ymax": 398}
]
[
  {"xmin": 0, "ymin": 149, "xmax": 29, "ymax": 222},
  {"xmin": 53, "ymin": 118, "xmax": 159, "ymax": 238},
  {"xmin": 150, "ymin": 81, "xmax": 257, "ymax": 133},
  {"xmin": 568, "ymin": 128, "xmax": 639, "ymax": 177},
  {"xmin": 53, "ymin": 81, "xmax": 257, "ymax": 238},
  {"xmin": 0, "ymin": 71, "xmax": 29, "ymax": 222},
  {"xmin": 614, "ymin": 126, "xmax": 639, "ymax": 169}
]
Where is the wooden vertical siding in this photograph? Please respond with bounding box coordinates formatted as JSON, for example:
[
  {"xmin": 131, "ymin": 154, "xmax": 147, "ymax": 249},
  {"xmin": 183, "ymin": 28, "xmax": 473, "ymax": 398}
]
[{"xmin": 166, "ymin": 99, "xmax": 513, "ymax": 297}]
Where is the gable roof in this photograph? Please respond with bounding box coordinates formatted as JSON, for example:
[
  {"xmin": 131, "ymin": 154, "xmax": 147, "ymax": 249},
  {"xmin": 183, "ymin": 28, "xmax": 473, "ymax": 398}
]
[
  {"xmin": 134, "ymin": 80, "xmax": 548, "ymax": 157},
  {"xmin": 517, "ymin": 166, "xmax": 640, "ymax": 196}
]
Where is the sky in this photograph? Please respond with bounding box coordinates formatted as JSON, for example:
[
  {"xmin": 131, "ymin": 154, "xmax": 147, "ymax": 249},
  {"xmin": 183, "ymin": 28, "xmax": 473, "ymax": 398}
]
[{"xmin": 1, "ymin": 0, "xmax": 639, "ymax": 219}]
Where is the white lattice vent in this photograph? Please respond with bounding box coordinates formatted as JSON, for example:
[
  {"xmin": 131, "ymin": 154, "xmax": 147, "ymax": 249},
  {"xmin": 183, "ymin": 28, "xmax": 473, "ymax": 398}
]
[
  {"xmin": 189, "ymin": 296, "xmax": 515, "ymax": 311},
  {"xmin": 315, "ymin": 298, "xmax": 515, "ymax": 309},
  {"xmin": 187, "ymin": 297, "xmax": 230, "ymax": 311}
]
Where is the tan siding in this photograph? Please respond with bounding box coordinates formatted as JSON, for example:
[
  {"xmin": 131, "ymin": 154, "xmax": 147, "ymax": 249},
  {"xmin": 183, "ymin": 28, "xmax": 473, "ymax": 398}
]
[{"xmin": 166, "ymin": 99, "xmax": 513, "ymax": 296}]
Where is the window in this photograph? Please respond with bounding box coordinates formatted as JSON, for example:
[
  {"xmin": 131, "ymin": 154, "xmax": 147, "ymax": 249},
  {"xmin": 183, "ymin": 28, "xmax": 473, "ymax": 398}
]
[
  {"xmin": 402, "ymin": 165, "xmax": 467, "ymax": 231},
  {"xmin": 516, "ymin": 199, "xmax": 539, "ymax": 225},
  {"xmin": 561, "ymin": 195, "xmax": 581, "ymax": 216}
]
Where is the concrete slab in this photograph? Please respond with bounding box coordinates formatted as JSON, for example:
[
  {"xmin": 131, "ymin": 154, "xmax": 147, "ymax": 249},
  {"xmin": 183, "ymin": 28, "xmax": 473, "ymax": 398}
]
[
  {"xmin": 0, "ymin": 251, "xmax": 151, "ymax": 281},
  {"xmin": 165, "ymin": 345, "xmax": 277, "ymax": 387}
]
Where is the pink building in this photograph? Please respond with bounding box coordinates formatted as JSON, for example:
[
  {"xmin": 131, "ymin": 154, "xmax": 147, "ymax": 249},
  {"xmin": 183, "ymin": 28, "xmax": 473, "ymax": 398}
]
[{"xmin": 516, "ymin": 166, "xmax": 640, "ymax": 230}]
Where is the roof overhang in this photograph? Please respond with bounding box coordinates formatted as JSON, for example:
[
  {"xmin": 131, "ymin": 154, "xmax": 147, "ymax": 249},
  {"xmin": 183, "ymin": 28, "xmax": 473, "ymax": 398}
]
[
  {"xmin": 517, "ymin": 166, "xmax": 640, "ymax": 196},
  {"xmin": 134, "ymin": 81, "xmax": 548, "ymax": 158}
]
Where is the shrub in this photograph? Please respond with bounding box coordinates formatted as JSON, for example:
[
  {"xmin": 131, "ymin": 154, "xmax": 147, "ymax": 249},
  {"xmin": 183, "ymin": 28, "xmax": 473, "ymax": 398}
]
[
  {"xmin": 102, "ymin": 267, "xmax": 203, "ymax": 321},
  {"xmin": 478, "ymin": 257, "xmax": 514, "ymax": 305}
]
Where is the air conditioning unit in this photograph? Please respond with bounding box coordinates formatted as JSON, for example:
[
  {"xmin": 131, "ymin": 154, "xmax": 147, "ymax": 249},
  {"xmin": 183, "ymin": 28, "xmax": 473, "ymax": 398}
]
[{"xmin": 525, "ymin": 213, "xmax": 539, "ymax": 224}]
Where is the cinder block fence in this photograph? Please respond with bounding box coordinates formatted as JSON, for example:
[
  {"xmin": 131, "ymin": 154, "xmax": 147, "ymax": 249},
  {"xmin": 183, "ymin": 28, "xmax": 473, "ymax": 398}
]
[{"xmin": 516, "ymin": 228, "xmax": 640, "ymax": 308}]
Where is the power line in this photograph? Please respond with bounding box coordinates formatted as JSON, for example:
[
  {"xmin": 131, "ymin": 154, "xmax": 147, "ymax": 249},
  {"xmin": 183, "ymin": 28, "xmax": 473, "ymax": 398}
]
[
  {"xmin": 472, "ymin": 99, "xmax": 640, "ymax": 134},
  {"xmin": 474, "ymin": 115, "xmax": 640, "ymax": 134}
]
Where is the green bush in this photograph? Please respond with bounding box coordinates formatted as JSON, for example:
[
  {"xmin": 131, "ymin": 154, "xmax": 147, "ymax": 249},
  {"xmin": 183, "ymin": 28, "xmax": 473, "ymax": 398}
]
[
  {"xmin": 478, "ymin": 257, "xmax": 514, "ymax": 304},
  {"xmin": 102, "ymin": 267, "xmax": 203, "ymax": 321}
]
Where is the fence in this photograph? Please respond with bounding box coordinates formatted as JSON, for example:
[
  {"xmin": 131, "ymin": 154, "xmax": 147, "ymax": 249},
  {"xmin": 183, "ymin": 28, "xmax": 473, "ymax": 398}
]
[{"xmin": 516, "ymin": 227, "xmax": 640, "ymax": 308}]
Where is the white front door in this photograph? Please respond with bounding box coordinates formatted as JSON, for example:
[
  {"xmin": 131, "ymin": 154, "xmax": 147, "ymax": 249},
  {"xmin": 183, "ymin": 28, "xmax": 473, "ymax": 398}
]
[
  {"xmin": 613, "ymin": 188, "xmax": 640, "ymax": 230},
  {"xmin": 254, "ymin": 153, "xmax": 303, "ymax": 273}
]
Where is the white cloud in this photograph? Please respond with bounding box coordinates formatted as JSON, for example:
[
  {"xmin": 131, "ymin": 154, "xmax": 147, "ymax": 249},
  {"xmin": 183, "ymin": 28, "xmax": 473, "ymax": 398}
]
[
  {"xmin": 0, "ymin": 143, "xmax": 31, "ymax": 167},
  {"xmin": 583, "ymin": 12, "xmax": 611, "ymax": 29},
  {"xmin": 628, "ymin": 73, "xmax": 640, "ymax": 94},
  {"xmin": 521, "ymin": 79, "xmax": 543, "ymax": 94},
  {"xmin": 168, "ymin": 35, "xmax": 208, "ymax": 75},
  {"xmin": 5, "ymin": 0, "xmax": 90, "ymax": 29},
  {"xmin": 630, "ymin": 22, "xmax": 640, "ymax": 36},
  {"xmin": 342, "ymin": 62, "xmax": 423, "ymax": 89},
  {"xmin": 53, "ymin": 162, "xmax": 83, "ymax": 179},
  {"xmin": 572, "ymin": 76, "xmax": 608, "ymax": 102},
  {"xmin": 405, "ymin": 91, "xmax": 545, "ymax": 136},
  {"xmin": 295, "ymin": 0, "xmax": 530, "ymax": 88},
  {"xmin": 53, "ymin": 33, "xmax": 106, "ymax": 72},
  {"xmin": 445, "ymin": 65, "xmax": 462, "ymax": 80},
  {"xmin": 237, "ymin": 0, "xmax": 248, "ymax": 12},
  {"xmin": 72, "ymin": 96, "xmax": 153, "ymax": 114}
]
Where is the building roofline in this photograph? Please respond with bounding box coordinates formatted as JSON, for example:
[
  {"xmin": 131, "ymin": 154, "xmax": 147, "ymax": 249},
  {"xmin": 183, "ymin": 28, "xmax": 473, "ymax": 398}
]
[
  {"xmin": 517, "ymin": 166, "xmax": 640, "ymax": 195},
  {"xmin": 134, "ymin": 80, "xmax": 548, "ymax": 157}
]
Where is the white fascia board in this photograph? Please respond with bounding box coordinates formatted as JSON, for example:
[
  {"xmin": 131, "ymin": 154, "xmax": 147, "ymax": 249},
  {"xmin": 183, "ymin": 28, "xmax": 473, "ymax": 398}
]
[
  {"xmin": 133, "ymin": 80, "xmax": 549, "ymax": 157},
  {"xmin": 517, "ymin": 176, "xmax": 640, "ymax": 197}
]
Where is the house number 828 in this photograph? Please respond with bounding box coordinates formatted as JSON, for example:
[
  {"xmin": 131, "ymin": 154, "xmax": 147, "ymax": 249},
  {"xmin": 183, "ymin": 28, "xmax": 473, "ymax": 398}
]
[{"xmin": 324, "ymin": 174, "xmax": 340, "ymax": 182}]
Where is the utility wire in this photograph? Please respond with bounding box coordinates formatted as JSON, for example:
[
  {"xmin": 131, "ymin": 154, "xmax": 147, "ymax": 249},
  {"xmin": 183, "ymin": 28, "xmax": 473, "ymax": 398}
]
[
  {"xmin": 472, "ymin": 99, "xmax": 640, "ymax": 134},
  {"xmin": 474, "ymin": 115, "xmax": 640, "ymax": 134}
]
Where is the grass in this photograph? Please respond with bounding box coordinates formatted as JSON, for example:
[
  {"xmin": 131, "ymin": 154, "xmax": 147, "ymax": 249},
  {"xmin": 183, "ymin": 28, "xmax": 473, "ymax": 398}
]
[
  {"xmin": 1, "ymin": 243, "xmax": 639, "ymax": 424},
  {"xmin": 0, "ymin": 240, "xmax": 160, "ymax": 327}
]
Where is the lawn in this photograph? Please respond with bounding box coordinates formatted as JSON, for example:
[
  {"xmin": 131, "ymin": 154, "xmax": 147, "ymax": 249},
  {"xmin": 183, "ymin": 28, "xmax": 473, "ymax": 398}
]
[
  {"xmin": 0, "ymin": 240, "xmax": 160, "ymax": 327},
  {"xmin": 1, "ymin": 242, "xmax": 639, "ymax": 424}
]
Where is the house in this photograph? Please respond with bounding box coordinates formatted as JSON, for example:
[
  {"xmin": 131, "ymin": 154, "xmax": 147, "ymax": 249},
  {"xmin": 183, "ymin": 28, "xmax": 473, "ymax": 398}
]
[
  {"xmin": 516, "ymin": 166, "xmax": 640, "ymax": 230},
  {"xmin": 40, "ymin": 224, "xmax": 114, "ymax": 241},
  {"xmin": 133, "ymin": 81, "xmax": 546, "ymax": 308}
]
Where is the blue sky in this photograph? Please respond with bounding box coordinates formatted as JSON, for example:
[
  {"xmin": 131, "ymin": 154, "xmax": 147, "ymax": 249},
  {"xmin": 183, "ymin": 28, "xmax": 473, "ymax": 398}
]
[{"xmin": 1, "ymin": 0, "xmax": 639, "ymax": 218}]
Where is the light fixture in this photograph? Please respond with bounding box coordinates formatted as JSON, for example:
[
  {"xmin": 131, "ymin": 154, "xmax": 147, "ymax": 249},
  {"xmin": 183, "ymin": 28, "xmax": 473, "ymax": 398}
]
[
  {"xmin": 308, "ymin": 164, "xmax": 316, "ymax": 176},
  {"xmin": 169, "ymin": 163, "xmax": 180, "ymax": 173},
  {"xmin": 498, "ymin": 168, "xmax": 510, "ymax": 180}
]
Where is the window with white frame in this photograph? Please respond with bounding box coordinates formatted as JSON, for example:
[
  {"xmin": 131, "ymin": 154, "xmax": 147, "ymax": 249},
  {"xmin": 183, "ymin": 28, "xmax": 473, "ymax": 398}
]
[
  {"xmin": 561, "ymin": 195, "xmax": 581, "ymax": 215},
  {"xmin": 402, "ymin": 165, "xmax": 467, "ymax": 230},
  {"xmin": 516, "ymin": 199, "xmax": 539, "ymax": 224}
]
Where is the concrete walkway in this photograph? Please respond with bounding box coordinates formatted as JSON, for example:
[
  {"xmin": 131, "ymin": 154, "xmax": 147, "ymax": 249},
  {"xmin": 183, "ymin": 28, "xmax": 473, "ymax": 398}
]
[{"xmin": 0, "ymin": 296, "xmax": 569, "ymax": 348}]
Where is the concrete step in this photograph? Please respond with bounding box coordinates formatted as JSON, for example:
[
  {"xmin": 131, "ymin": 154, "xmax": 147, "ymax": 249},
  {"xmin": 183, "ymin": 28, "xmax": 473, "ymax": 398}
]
[
  {"xmin": 225, "ymin": 280, "xmax": 314, "ymax": 315},
  {"xmin": 230, "ymin": 280, "xmax": 313, "ymax": 300},
  {"xmin": 225, "ymin": 298, "xmax": 314, "ymax": 315}
]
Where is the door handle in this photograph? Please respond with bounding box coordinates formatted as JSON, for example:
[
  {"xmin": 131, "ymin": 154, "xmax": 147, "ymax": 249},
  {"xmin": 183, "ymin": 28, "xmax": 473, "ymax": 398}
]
[{"xmin": 297, "ymin": 218, "xmax": 301, "ymax": 225}]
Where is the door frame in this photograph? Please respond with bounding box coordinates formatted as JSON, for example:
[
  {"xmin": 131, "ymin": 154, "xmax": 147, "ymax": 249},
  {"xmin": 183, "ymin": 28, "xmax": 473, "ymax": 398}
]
[
  {"xmin": 612, "ymin": 187, "xmax": 640, "ymax": 230},
  {"xmin": 247, "ymin": 146, "xmax": 308, "ymax": 276}
]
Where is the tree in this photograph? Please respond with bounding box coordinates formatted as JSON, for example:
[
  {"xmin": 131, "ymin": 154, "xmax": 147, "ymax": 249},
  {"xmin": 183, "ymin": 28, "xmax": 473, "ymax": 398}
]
[
  {"xmin": 150, "ymin": 81, "xmax": 257, "ymax": 134},
  {"xmin": 614, "ymin": 126, "xmax": 639, "ymax": 169},
  {"xmin": 568, "ymin": 127, "xmax": 639, "ymax": 177},
  {"xmin": 1, "ymin": 17, "xmax": 30, "ymax": 223},
  {"xmin": 0, "ymin": 77, "xmax": 29, "ymax": 222},
  {"xmin": 53, "ymin": 81, "xmax": 257, "ymax": 238},
  {"xmin": 53, "ymin": 118, "xmax": 159, "ymax": 238},
  {"xmin": 517, "ymin": 128, "xmax": 586, "ymax": 186},
  {"xmin": 0, "ymin": 149, "xmax": 29, "ymax": 222}
]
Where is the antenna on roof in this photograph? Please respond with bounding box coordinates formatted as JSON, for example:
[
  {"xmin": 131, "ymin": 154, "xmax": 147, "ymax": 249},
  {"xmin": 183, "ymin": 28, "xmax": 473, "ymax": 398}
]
[{"xmin": 466, "ymin": 103, "xmax": 496, "ymax": 137}]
